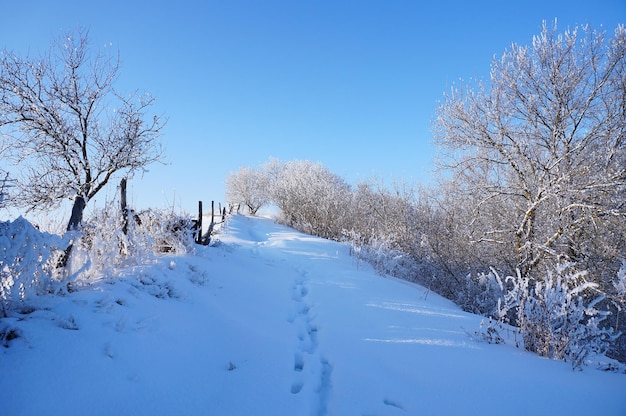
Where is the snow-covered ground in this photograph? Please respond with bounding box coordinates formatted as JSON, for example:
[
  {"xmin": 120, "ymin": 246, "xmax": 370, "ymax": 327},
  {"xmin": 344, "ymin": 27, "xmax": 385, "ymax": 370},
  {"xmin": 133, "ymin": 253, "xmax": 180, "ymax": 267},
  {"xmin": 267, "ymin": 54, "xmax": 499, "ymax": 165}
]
[{"xmin": 2, "ymin": 214, "xmax": 625, "ymax": 415}]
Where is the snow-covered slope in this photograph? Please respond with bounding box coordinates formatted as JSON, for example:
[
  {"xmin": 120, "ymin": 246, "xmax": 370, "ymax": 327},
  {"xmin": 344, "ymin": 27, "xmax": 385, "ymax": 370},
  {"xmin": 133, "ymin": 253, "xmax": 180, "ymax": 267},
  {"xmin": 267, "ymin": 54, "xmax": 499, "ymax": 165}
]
[{"xmin": 1, "ymin": 215, "xmax": 625, "ymax": 415}]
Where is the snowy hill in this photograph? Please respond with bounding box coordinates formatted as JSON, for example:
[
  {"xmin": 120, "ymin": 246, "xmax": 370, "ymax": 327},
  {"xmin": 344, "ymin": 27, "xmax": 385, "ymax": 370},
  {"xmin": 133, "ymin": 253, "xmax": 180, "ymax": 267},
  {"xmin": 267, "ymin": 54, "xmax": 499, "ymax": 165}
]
[{"xmin": 1, "ymin": 214, "xmax": 625, "ymax": 415}]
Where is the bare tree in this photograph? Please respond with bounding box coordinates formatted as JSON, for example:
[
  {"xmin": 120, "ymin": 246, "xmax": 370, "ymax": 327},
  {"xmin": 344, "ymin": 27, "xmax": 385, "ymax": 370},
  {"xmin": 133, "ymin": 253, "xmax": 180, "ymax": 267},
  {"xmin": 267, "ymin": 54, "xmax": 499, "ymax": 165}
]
[
  {"xmin": 434, "ymin": 21, "xmax": 626, "ymax": 279},
  {"xmin": 0, "ymin": 28, "xmax": 164, "ymax": 231}
]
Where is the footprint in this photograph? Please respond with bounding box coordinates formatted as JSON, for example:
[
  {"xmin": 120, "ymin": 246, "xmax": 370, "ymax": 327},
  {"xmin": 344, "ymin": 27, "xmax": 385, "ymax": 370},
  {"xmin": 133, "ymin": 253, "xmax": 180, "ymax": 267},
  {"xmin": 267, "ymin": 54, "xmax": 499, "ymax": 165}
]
[
  {"xmin": 299, "ymin": 285, "xmax": 309, "ymax": 297},
  {"xmin": 104, "ymin": 342, "xmax": 114, "ymax": 358},
  {"xmin": 115, "ymin": 317, "xmax": 127, "ymax": 333},
  {"xmin": 315, "ymin": 358, "xmax": 333, "ymax": 415},
  {"xmin": 308, "ymin": 323, "xmax": 318, "ymax": 340},
  {"xmin": 292, "ymin": 283, "xmax": 308, "ymax": 301},
  {"xmin": 383, "ymin": 398, "xmax": 406, "ymax": 411},
  {"xmin": 294, "ymin": 353, "xmax": 304, "ymax": 372},
  {"xmin": 290, "ymin": 381, "xmax": 303, "ymax": 394}
]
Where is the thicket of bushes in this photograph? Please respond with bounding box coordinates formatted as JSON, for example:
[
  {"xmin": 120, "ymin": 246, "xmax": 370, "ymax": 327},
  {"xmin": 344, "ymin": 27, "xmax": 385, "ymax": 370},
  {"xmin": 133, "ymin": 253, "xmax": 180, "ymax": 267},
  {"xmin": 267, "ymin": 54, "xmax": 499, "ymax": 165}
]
[
  {"xmin": 225, "ymin": 157, "xmax": 626, "ymax": 369},
  {"xmin": 0, "ymin": 207, "xmax": 196, "ymax": 316}
]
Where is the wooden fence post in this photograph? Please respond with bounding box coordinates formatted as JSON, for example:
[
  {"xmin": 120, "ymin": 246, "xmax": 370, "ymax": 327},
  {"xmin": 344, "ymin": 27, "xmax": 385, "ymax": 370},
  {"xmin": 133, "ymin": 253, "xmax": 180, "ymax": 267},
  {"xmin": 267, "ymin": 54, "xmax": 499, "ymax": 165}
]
[
  {"xmin": 196, "ymin": 201, "xmax": 203, "ymax": 244},
  {"xmin": 206, "ymin": 200, "xmax": 216, "ymax": 241},
  {"xmin": 194, "ymin": 200, "xmax": 227, "ymax": 246},
  {"xmin": 121, "ymin": 178, "xmax": 129, "ymax": 235}
]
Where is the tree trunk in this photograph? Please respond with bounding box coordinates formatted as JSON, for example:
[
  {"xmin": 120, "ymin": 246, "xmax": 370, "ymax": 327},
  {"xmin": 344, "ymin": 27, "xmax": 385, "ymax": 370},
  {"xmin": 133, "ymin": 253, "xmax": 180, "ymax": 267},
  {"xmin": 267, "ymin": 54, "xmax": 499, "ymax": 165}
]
[
  {"xmin": 66, "ymin": 195, "xmax": 86, "ymax": 231},
  {"xmin": 121, "ymin": 179, "xmax": 128, "ymax": 235},
  {"xmin": 58, "ymin": 195, "xmax": 86, "ymax": 268}
]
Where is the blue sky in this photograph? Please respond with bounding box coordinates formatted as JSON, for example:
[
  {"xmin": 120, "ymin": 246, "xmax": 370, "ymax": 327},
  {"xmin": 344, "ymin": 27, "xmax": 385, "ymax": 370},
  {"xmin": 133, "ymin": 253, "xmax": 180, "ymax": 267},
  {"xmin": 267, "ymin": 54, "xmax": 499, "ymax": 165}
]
[{"xmin": 2, "ymin": 0, "xmax": 625, "ymax": 216}]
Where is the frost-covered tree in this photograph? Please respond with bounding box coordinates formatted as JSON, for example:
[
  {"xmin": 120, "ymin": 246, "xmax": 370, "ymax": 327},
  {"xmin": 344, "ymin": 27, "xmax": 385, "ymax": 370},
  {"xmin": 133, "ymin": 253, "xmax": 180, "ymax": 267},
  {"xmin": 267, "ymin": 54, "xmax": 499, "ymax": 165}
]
[
  {"xmin": 272, "ymin": 159, "xmax": 352, "ymax": 240},
  {"xmin": 0, "ymin": 28, "xmax": 164, "ymax": 231},
  {"xmin": 351, "ymin": 180, "xmax": 418, "ymax": 249},
  {"xmin": 434, "ymin": 21, "xmax": 626, "ymax": 279},
  {"xmin": 225, "ymin": 166, "xmax": 270, "ymax": 215},
  {"xmin": 433, "ymin": 21, "xmax": 626, "ymax": 362}
]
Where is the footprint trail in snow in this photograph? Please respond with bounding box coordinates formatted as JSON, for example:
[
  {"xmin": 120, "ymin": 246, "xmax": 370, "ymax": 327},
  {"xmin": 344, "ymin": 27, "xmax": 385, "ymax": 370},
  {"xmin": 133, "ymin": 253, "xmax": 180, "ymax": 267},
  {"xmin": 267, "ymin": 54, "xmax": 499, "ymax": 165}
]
[{"xmin": 288, "ymin": 268, "xmax": 333, "ymax": 415}]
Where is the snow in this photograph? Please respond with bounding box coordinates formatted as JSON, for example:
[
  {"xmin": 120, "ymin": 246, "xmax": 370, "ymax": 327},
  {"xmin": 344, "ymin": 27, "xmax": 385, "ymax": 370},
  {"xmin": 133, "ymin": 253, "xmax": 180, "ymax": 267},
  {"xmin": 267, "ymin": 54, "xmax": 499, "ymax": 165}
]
[{"xmin": 1, "ymin": 214, "xmax": 625, "ymax": 415}]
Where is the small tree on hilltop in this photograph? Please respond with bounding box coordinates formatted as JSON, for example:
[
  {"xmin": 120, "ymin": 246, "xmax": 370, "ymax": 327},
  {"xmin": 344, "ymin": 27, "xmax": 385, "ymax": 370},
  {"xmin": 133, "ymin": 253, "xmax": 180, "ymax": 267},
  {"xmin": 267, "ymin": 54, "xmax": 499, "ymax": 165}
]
[
  {"xmin": 225, "ymin": 166, "xmax": 270, "ymax": 215},
  {"xmin": 0, "ymin": 28, "xmax": 165, "ymax": 231},
  {"xmin": 272, "ymin": 159, "xmax": 352, "ymax": 240}
]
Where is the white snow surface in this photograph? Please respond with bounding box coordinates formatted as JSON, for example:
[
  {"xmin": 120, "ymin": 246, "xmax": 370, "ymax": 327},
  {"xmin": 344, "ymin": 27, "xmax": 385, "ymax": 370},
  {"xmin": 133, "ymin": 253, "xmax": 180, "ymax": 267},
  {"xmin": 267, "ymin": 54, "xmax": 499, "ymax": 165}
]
[{"xmin": 2, "ymin": 214, "xmax": 625, "ymax": 415}]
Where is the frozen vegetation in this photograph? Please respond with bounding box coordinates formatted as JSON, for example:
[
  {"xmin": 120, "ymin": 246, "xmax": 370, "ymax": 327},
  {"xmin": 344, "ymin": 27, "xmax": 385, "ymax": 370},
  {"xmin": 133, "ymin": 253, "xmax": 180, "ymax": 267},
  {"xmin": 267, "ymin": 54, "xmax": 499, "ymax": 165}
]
[{"xmin": 1, "ymin": 215, "xmax": 625, "ymax": 415}]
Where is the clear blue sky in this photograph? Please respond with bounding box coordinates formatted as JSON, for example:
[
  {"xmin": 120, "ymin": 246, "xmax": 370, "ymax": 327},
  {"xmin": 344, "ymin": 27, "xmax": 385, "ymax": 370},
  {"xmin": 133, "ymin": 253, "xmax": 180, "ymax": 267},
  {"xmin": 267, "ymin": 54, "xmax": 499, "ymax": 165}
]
[{"xmin": 2, "ymin": 0, "xmax": 625, "ymax": 216}]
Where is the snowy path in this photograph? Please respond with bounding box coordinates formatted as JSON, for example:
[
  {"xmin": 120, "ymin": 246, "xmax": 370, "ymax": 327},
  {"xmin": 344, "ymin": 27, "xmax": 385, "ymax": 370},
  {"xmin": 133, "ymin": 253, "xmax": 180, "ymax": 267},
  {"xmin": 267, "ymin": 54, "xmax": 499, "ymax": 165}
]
[{"xmin": 1, "ymin": 214, "xmax": 625, "ymax": 415}]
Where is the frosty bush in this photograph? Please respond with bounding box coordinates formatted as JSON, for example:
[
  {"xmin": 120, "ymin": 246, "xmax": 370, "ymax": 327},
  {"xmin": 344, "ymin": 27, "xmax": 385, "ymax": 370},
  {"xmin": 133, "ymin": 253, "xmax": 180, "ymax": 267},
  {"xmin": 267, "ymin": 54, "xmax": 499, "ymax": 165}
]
[
  {"xmin": 345, "ymin": 230, "xmax": 419, "ymax": 283},
  {"xmin": 456, "ymin": 270, "xmax": 503, "ymax": 316},
  {"xmin": 70, "ymin": 207, "xmax": 196, "ymax": 280},
  {"xmin": 497, "ymin": 264, "xmax": 616, "ymax": 370},
  {"xmin": 0, "ymin": 217, "xmax": 67, "ymax": 314},
  {"xmin": 0, "ymin": 207, "xmax": 196, "ymax": 313},
  {"xmin": 131, "ymin": 209, "xmax": 197, "ymax": 255},
  {"xmin": 272, "ymin": 160, "xmax": 352, "ymax": 240}
]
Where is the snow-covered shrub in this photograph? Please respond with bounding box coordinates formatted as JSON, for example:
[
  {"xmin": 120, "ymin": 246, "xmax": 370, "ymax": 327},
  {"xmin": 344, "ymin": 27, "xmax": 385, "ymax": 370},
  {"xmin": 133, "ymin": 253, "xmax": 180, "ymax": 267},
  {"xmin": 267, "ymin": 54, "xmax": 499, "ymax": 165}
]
[
  {"xmin": 71, "ymin": 208, "xmax": 129, "ymax": 277},
  {"xmin": 272, "ymin": 160, "xmax": 352, "ymax": 240},
  {"xmin": 456, "ymin": 269, "xmax": 503, "ymax": 316},
  {"xmin": 497, "ymin": 264, "xmax": 616, "ymax": 370},
  {"xmin": 344, "ymin": 230, "xmax": 420, "ymax": 283},
  {"xmin": 350, "ymin": 180, "xmax": 421, "ymax": 253},
  {"xmin": 71, "ymin": 207, "xmax": 196, "ymax": 280},
  {"xmin": 466, "ymin": 317, "xmax": 505, "ymax": 345},
  {"xmin": 0, "ymin": 217, "xmax": 67, "ymax": 314},
  {"xmin": 116, "ymin": 208, "xmax": 196, "ymax": 256}
]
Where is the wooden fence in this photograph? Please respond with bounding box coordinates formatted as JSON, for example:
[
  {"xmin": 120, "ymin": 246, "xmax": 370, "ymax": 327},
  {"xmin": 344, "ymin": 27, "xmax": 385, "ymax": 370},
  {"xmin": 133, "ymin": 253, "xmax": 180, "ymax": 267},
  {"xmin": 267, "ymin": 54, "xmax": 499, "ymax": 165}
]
[
  {"xmin": 119, "ymin": 178, "xmax": 228, "ymax": 247},
  {"xmin": 193, "ymin": 200, "xmax": 227, "ymax": 245}
]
